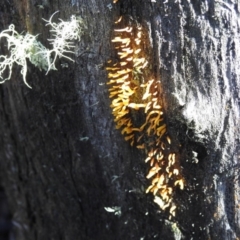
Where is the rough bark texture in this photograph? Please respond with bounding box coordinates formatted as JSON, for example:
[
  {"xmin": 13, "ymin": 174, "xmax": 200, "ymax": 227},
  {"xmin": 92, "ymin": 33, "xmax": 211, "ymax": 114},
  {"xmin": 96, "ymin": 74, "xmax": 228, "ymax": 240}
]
[{"xmin": 0, "ymin": 0, "xmax": 239, "ymax": 239}]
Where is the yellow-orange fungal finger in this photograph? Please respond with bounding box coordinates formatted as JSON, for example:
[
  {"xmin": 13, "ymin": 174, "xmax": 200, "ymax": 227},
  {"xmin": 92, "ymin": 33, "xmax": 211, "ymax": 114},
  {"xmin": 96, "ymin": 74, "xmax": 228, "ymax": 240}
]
[
  {"xmin": 159, "ymin": 192, "xmax": 170, "ymax": 203},
  {"xmin": 134, "ymin": 49, "xmax": 141, "ymax": 54},
  {"xmin": 107, "ymin": 79, "xmax": 122, "ymax": 84},
  {"xmin": 114, "ymin": 16, "xmax": 122, "ymax": 23},
  {"xmin": 136, "ymin": 144, "xmax": 145, "ymax": 149},
  {"xmin": 115, "ymin": 110, "xmax": 129, "ymax": 119},
  {"xmin": 153, "ymin": 186, "xmax": 159, "ymax": 195},
  {"xmin": 118, "ymin": 51, "xmax": 133, "ymax": 58},
  {"xmin": 113, "ymin": 111, "xmax": 127, "ymax": 118},
  {"xmin": 166, "ymin": 136, "xmax": 171, "ymax": 144},
  {"xmin": 146, "ymin": 184, "xmax": 154, "ymax": 193},
  {"xmin": 121, "ymin": 84, "xmax": 135, "ymax": 92},
  {"xmin": 133, "ymin": 58, "xmax": 146, "ymax": 67},
  {"xmin": 145, "ymin": 156, "xmax": 151, "ymax": 163},
  {"xmin": 114, "ymin": 27, "xmax": 133, "ymax": 32},
  {"xmin": 135, "ymin": 39, "xmax": 141, "ymax": 45},
  {"xmin": 152, "ymin": 175, "xmax": 160, "ymax": 185},
  {"xmin": 114, "ymin": 115, "xmax": 131, "ymax": 122},
  {"xmin": 111, "ymin": 37, "xmax": 122, "ymax": 42},
  {"xmin": 109, "ymin": 94, "xmax": 120, "ymax": 99},
  {"xmin": 169, "ymin": 205, "xmax": 176, "ymax": 215},
  {"xmin": 179, "ymin": 179, "xmax": 184, "ymax": 190},
  {"xmin": 112, "ymin": 97, "xmax": 128, "ymax": 105},
  {"xmin": 137, "ymin": 134, "xmax": 144, "ymax": 142},
  {"xmin": 152, "ymin": 101, "xmax": 161, "ymax": 109},
  {"xmin": 148, "ymin": 115, "xmax": 162, "ymax": 129},
  {"xmin": 110, "ymin": 103, "xmax": 123, "ymax": 110},
  {"xmin": 107, "ymin": 80, "xmax": 116, "ymax": 85},
  {"xmin": 148, "ymin": 149, "xmax": 155, "ymax": 157},
  {"xmin": 121, "ymin": 47, "xmax": 134, "ymax": 53},
  {"xmin": 146, "ymin": 166, "xmax": 160, "ymax": 179},
  {"xmin": 121, "ymin": 127, "xmax": 134, "ymax": 135},
  {"xmin": 109, "ymin": 89, "xmax": 122, "ymax": 96},
  {"xmin": 115, "ymin": 120, "xmax": 129, "ymax": 129},
  {"xmin": 128, "ymin": 103, "xmax": 146, "ymax": 110},
  {"xmin": 173, "ymin": 169, "xmax": 179, "ymax": 175},
  {"xmin": 156, "ymin": 126, "xmax": 167, "ymax": 138},
  {"xmin": 116, "ymin": 69, "xmax": 132, "ymax": 75},
  {"xmin": 142, "ymin": 61, "xmax": 148, "ymax": 69},
  {"xmin": 106, "ymin": 67, "xmax": 121, "ymax": 71},
  {"xmin": 112, "ymin": 37, "xmax": 131, "ymax": 45},
  {"xmin": 171, "ymin": 154, "xmax": 176, "ymax": 165},
  {"xmin": 107, "ymin": 72, "xmax": 120, "ymax": 78},
  {"xmin": 144, "ymin": 102, "xmax": 153, "ymax": 113},
  {"xmin": 161, "ymin": 142, "xmax": 165, "ymax": 150},
  {"xmin": 137, "ymin": 31, "xmax": 142, "ymax": 38},
  {"xmin": 145, "ymin": 110, "xmax": 163, "ymax": 122},
  {"xmin": 115, "ymin": 77, "xmax": 130, "ymax": 84},
  {"xmin": 153, "ymin": 196, "xmax": 164, "ymax": 209},
  {"xmin": 130, "ymin": 128, "xmax": 141, "ymax": 132},
  {"xmin": 157, "ymin": 174, "xmax": 165, "ymax": 187},
  {"xmin": 150, "ymin": 158, "xmax": 155, "ymax": 166},
  {"xmin": 142, "ymin": 80, "xmax": 154, "ymax": 100},
  {"xmin": 109, "ymin": 86, "xmax": 121, "ymax": 91},
  {"xmin": 108, "ymin": 89, "xmax": 122, "ymax": 94},
  {"xmin": 146, "ymin": 126, "xmax": 154, "ymax": 136},
  {"xmin": 126, "ymin": 57, "xmax": 133, "ymax": 62},
  {"xmin": 120, "ymin": 61, "xmax": 128, "ymax": 66},
  {"xmin": 112, "ymin": 105, "xmax": 127, "ymax": 113},
  {"xmin": 156, "ymin": 153, "xmax": 164, "ymax": 161},
  {"xmin": 167, "ymin": 187, "xmax": 173, "ymax": 194},
  {"xmin": 174, "ymin": 179, "xmax": 184, "ymax": 190},
  {"xmin": 142, "ymin": 92, "xmax": 152, "ymax": 101},
  {"xmin": 162, "ymin": 202, "xmax": 171, "ymax": 210}
]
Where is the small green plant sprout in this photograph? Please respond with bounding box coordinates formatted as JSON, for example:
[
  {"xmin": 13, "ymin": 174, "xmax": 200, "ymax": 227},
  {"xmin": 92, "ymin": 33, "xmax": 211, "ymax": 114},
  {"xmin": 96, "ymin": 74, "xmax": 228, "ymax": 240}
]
[{"xmin": 0, "ymin": 12, "xmax": 84, "ymax": 88}]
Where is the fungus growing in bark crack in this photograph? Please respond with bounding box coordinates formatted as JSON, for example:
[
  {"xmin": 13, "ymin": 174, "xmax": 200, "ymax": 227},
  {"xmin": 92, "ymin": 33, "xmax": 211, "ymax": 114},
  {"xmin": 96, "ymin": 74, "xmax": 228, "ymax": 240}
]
[{"xmin": 107, "ymin": 11, "xmax": 184, "ymax": 218}]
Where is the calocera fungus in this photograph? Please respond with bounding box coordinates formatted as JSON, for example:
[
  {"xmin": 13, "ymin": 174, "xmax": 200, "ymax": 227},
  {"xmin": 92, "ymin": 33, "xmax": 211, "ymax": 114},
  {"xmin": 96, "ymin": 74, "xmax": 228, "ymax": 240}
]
[{"xmin": 107, "ymin": 13, "xmax": 184, "ymax": 218}]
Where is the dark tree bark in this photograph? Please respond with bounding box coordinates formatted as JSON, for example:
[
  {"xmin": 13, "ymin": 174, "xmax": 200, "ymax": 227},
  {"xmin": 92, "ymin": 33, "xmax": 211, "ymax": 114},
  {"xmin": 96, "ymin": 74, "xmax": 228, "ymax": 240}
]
[{"xmin": 0, "ymin": 0, "xmax": 239, "ymax": 239}]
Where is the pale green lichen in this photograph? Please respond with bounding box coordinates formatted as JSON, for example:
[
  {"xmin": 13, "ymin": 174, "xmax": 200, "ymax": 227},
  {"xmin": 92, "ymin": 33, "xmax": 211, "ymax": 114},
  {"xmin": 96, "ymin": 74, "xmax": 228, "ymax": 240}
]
[{"xmin": 0, "ymin": 12, "xmax": 84, "ymax": 88}]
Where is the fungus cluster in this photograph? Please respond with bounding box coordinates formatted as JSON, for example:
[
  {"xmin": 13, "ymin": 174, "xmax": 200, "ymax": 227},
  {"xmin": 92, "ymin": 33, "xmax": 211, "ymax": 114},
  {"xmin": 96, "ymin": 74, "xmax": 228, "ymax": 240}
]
[
  {"xmin": 107, "ymin": 16, "xmax": 148, "ymax": 146},
  {"xmin": 141, "ymin": 80, "xmax": 184, "ymax": 217},
  {"xmin": 108, "ymin": 2, "xmax": 184, "ymax": 218}
]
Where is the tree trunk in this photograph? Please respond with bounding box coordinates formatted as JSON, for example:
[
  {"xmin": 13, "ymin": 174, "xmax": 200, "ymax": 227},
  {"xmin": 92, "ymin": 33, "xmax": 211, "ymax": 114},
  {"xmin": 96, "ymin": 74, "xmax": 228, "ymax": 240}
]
[{"xmin": 0, "ymin": 0, "xmax": 239, "ymax": 239}]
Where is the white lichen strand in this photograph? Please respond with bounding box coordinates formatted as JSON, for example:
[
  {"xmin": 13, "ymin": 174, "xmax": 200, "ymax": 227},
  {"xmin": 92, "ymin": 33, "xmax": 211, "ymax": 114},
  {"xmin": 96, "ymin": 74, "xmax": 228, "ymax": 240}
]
[
  {"xmin": 0, "ymin": 12, "xmax": 83, "ymax": 88},
  {"xmin": 42, "ymin": 12, "xmax": 84, "ymax": 73},
  {"xmin": 0, "ymin": 24, "xmax": 42, "ymax": 88}
]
